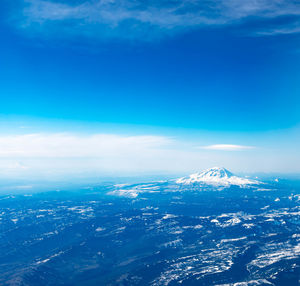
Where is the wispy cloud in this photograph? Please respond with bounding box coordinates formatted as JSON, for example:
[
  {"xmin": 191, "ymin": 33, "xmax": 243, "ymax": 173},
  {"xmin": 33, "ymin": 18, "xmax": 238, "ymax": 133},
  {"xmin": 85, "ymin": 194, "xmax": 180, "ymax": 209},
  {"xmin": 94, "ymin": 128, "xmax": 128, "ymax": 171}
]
[
  {"xmin": 201, "ymin": 144, "xmax": 254, "ymax": 151},
  {"xmin": 15, "ymin": 0, "xmax": 300, "ymax": 39},
  {"xmin": 256, "ymin": 20, "xmax": 300, "ymax": 36},
  {"xmin": 0, "ymin": 133, "xmax": 256, "ymax": 178},
  {"xmin": 0, "ymin": 130, "xmax": 298, "ymax": 178},
  {"xmin": 0, "ymin": 133, "xmax": 177, "ymax": 177},
  {"xmin": 0, "ymin": 133, "xmax": 172, "ymax": 158}
]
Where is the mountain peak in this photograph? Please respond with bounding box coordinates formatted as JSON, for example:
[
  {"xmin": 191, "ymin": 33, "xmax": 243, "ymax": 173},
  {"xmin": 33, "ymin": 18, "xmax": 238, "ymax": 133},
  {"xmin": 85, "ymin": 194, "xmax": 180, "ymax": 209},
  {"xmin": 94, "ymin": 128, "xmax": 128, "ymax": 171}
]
[
  {"xmin": 199, "ymin": 167, "xmax": 233, "ymax": 179},
  {"xmin": 176, "ymin": 167, "xmax": 258, "ymax": 186}
]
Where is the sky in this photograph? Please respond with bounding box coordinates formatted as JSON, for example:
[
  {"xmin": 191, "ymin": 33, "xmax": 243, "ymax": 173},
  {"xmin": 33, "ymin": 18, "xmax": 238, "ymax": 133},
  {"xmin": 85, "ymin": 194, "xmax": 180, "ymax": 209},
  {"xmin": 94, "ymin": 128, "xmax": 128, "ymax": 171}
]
[{"xmin": 0, "ymin": 0, "xmax": 300, "ymax": 179}]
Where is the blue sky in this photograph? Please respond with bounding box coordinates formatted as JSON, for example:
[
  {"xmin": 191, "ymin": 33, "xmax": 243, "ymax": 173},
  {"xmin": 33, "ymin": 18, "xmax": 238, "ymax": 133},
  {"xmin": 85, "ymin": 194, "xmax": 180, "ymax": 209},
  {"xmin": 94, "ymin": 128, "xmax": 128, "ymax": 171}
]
[{"xmin": 0, "ymin": 0, "xmax": 300, "ymax": 178}]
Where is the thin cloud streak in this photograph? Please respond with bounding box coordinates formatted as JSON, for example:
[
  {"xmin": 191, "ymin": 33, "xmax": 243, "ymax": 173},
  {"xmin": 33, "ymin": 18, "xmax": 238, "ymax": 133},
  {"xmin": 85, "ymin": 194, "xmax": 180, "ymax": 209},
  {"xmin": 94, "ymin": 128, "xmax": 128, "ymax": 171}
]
[
  {"xmin": 0, "ymin": 131, "xmax": 298, "ymax": 178},
  {"xmin": 0, "ymin": 133, "xmax": 172, "ymax": 158},
  {"xmin": 201, "ymin": 144, "xmax": 255, "ymax": 151},
  {"xmin": 0, "ymin": 133, "xmax": 177, "ymax": 177},
  {"xmin": 18, "ymin": 0, "xmax": 300, "ymax": 38}
]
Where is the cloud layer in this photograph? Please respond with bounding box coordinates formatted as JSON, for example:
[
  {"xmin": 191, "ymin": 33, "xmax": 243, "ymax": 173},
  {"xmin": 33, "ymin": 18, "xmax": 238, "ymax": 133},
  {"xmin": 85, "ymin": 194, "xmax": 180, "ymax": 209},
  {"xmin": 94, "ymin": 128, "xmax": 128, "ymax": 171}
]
[
  {"xmin": 15, "ymin": 0, "xmax": 300, "ymax": 39},
  {"xmin": 0, "ymin": 133, "xmax": 171, "ymax": 158},
  {"xmin": 0, "ymin": 133, "xmax": 257, "ymax": 178},
  {"xmin": 0, "ymin": 131, "xmax": 299, "ymax": 179},
  {"xmin": 0, "ymin": 133, "xmax": 174, "ymax": 177},
  {"xmin": 202, "ymin": 144, "xmax": 254, "ymax": 151}
]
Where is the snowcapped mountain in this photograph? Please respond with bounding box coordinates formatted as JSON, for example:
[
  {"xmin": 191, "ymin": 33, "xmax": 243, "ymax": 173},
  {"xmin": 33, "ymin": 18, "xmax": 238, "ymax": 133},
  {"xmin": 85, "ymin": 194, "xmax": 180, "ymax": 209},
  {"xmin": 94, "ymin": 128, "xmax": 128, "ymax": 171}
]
[{"xmin": 176, "ymin": 167, "xmax": 259, "ymax": 187}]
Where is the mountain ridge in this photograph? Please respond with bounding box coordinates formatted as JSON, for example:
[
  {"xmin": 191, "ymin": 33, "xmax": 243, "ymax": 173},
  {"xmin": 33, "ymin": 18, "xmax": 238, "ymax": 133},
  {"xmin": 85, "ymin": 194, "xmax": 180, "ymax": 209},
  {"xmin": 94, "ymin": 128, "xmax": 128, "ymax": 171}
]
[{"xmin": 176, "ymin": 167, "xmax": 259, "ymax": 186}]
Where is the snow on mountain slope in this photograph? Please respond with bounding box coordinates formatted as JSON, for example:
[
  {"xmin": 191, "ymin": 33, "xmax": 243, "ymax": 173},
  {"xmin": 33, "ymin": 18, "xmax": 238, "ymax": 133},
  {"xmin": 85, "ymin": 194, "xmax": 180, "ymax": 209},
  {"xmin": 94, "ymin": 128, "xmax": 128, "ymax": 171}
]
[{"xmin": 176, "ymin": 167, "xmax": 259, "ymax": 187}]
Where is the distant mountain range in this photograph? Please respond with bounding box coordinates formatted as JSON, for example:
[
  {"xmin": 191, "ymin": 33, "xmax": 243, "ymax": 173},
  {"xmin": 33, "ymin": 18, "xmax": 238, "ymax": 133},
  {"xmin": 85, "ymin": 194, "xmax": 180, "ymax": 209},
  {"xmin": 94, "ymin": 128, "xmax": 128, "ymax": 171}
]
[
  {"xmin": 176, "ymin": 167, "xmax": 260, "ymax": 187},
  {"xmin": 110, "ymin": 167, "xmax": 262, "ymax": 198}
]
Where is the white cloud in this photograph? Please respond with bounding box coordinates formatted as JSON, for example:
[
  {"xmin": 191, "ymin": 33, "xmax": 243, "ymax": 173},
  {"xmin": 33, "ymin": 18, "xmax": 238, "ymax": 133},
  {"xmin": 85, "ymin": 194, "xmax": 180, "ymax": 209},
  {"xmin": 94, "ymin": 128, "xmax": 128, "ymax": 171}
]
[
  {"xmin": 18, "ymin": 0, "xmax": 300, "ymax": 38},
  {"xmin": 0, "ymin": 133, "xmax": 172, "ymax": 158},
  {"xmin": 201, "ymin": 144, "xmax": 254, "ymax": 151},
  {"xmin": 256, "ymin": 22, "xmax": 300, "ymax": 36},
  {"xmin": 0, "ymin": 130, "xmax": 298, "ymax": 179},
  {"xmin": 0, "ymin": 133, "xmax": 256, "ymax": 178},
  {"xmin": 0, "ymin": 133, "xmax": 178, "ymax": 178}
]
